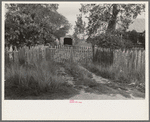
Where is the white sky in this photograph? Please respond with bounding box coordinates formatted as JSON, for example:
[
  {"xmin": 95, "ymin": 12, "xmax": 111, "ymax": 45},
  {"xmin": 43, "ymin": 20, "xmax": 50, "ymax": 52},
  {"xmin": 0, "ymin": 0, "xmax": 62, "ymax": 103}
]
[
  {"xmin": 58, "ymin": 3, "xmax": 145, "ymax": 35},
  {"xmin": 57, "ymin": 3, "xmax": 87, "ymax": 35}
]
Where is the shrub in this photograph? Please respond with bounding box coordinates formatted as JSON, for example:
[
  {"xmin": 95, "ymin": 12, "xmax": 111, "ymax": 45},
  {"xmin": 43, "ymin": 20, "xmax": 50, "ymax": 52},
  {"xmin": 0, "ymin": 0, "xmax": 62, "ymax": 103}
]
[{"xmin": 91, "ymin": 31, "xmax": 133, "ymax": 49}]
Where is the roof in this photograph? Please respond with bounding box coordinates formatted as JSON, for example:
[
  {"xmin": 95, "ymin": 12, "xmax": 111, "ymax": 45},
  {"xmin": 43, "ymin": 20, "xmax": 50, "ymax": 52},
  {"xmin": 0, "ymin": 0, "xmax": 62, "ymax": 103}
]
[
  {"xmin": 127, "ymin": 19, "xmax": 145, "ymax": 33},
  {"xmin": 65, "ymin": 35, "xmax": 72, "ymax": 38}
]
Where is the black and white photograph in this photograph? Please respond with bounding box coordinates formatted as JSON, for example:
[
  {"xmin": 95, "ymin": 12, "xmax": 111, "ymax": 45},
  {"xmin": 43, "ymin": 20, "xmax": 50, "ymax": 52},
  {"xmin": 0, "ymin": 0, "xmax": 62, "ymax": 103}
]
[{"xmin": 2, "ymin": 1, "xmax": 149, "ymax": 120}]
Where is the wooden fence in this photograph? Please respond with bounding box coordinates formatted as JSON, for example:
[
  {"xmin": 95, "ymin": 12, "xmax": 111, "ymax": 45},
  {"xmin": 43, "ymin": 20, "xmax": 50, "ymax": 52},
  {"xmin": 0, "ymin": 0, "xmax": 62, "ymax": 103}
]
[
  {"xmin": 94, "ymin": 48, "xmax": 145, "ymax": 71},
  {"xmin": 5, "ymin": 45, "xmax": 145, "ymax": 71},
  {"xmin": 5, "ymin": 45, "xmax": 93, "ymax": 65}
]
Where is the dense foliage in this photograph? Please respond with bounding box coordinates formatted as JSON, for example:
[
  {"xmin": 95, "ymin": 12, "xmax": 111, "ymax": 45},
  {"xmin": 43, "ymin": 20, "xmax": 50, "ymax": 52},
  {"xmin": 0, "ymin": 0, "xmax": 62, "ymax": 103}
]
[
  {"xmin": 80, "ymin": 4, "xmax": 145, "ymax": 33},
  {"xmin": 88, "ymin": 30, "xmax": 133, "ymax": 49},
  {"xmin": 5, "ymin": 4, "xmax": 71, "ymax": 49},
  {"xmin": 128, "ymin": 30, "xmax": 145, "ymax": 47},
  {"xmin": 79, "ymin": 3, "xmax": 145, "ymax": 49}
]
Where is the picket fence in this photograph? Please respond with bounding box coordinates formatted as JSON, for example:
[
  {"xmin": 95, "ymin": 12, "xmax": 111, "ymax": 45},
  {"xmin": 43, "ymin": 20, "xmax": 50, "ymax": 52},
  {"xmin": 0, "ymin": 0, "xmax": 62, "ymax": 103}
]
[
  {"xmin": 94, "ymin": 47, "xmax": 145, "ymax": 71},
  {"xmin": 5, "ymin": 45, "xmax": 93, "ymax": 64},
  {"xmin": 5, "ymin": 45, "xmax": 145, "ymax": 71}
]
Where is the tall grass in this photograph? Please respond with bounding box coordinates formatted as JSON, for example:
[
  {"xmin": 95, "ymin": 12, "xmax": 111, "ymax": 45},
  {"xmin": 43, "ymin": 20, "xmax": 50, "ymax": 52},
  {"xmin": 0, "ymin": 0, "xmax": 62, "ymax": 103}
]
[
  {"xmin": 5, "ymin": 45, "xmax": 96, "ymax": 98},
  {"xmin": 60, "ymin": 61, "xmax": 97, "ymax": 87},
  {"xmin": 5, "ymin": 45, "xmax": 145, "ymax": 98},
  {"xmin": 5, "ymin": 59, "xmax": 69, "ymax": 98},
  {"xmin": 82, "ymin": 48, "xmax": 145, "ymax": 92}
]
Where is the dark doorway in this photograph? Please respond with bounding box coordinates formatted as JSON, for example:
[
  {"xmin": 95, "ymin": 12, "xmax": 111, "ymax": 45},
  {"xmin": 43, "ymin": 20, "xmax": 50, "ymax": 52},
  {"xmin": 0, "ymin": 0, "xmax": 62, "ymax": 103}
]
[{"xmin": 64, "ymin": 38, "xmax": 72, "ymax": 45}]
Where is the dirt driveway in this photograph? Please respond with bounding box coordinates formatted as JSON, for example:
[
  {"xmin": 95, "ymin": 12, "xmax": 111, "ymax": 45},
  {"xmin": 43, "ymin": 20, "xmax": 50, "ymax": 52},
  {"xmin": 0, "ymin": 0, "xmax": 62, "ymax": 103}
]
[{"xmin": 67, "ymin": 66, "xmax": 145, "ymax": 100}]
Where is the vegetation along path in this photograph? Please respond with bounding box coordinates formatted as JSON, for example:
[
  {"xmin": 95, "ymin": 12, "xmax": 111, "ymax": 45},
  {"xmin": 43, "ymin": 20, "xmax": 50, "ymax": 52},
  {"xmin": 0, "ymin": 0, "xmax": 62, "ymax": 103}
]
[
  {"xmin": 17, "ymin": 65, "xmax": 144, "ymax": 100},
  {"xmin": 66, "ymin": 66, "xmax": 144, "ymax": 100}
]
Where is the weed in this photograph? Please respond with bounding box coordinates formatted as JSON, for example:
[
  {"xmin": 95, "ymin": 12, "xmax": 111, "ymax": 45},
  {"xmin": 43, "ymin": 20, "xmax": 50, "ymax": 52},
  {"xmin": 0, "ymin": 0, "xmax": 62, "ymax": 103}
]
[
  {"xmin": 5, "ymin": 60, "xmax": 71, "ymax": 98},
  {"xmin": 82, "ymin": 61, "xmax": 145, "ymax": 92}
]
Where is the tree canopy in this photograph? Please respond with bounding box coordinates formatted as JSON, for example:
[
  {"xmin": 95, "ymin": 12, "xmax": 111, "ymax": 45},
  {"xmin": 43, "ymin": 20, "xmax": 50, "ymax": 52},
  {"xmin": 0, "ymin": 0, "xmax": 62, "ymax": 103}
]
[
  {"xmin": 5, "ymin": 4, "xmax": 71, "ymax": 48},
  {"xmin": 73, "ymin": 14, "xmax": 86, "ymax": 45},
  {"xmin": 79, "ymin": 3, "xmax": 145, "ymax": 48},
  {"xmin": 80, "ymin": 3, "xmax": 145, "ymax": 37}
]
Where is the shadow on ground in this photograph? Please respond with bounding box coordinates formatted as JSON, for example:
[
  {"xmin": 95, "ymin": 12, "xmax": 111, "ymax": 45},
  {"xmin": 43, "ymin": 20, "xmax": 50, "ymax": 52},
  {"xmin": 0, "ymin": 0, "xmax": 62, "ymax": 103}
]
[
  {"xmin": 5, "ymin": 84, "xmax": 80, "ymax": 100},
  {"xmin": 83, "ymin": 81, "xmax": 145, "ymax": 99}
]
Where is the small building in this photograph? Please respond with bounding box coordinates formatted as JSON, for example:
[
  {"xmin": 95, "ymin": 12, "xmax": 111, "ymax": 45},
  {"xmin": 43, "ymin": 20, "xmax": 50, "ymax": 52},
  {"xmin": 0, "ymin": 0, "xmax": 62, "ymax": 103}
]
[
  {"xmin": 59, "ymin": 35, "xmax": 74, "ymax": 46},
  {"xmin": 64, "ymin": 35, "xmax": 73, "ymax": 46},
  {"xmin": 64, "ymin": 37, "xmax": 72, "ymax": 45}
]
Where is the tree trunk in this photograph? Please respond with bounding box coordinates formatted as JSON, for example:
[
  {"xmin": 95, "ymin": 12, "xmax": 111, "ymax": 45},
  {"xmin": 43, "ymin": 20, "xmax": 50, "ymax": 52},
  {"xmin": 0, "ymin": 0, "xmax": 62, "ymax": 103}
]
[{"xmin": 107, "ymin": 4, "xmax": 119, "ymax": 33}]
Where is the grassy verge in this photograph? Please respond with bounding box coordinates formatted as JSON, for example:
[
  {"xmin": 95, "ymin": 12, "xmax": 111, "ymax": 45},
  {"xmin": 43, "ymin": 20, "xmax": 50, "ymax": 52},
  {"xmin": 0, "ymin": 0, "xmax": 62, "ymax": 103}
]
[
  {"xmin": 5, "ymin": 56, "xmax": 99, "ymax": 99},
  {"xmin": 82, "ymin": 62, "xmax": 145, "ymax": 93},
  {"xmin": 58, "ymin": 61, "xmax": 98, "ymax": 88},
  {"xmin": 5, "ymin": 59, "xmax": 78, "ymax": 99}
]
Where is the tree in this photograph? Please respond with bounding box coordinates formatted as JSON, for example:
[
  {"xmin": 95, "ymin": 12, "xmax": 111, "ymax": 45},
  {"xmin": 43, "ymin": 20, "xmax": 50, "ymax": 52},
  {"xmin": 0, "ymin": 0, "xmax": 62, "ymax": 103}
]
[
  {"xmin": 79, "ymin": 3, "xmax": 145, "ymax": 60},
  {"xmin": 128, "ymin": 30, "xmax": 138, "ymax": 44},
  {"xmin": 73, "ymin": 14, "xmax": 86, "ymax": 45},
  {"xmin": 80, "ymin": 4, "xmax": 145, "ymax": 35},
  {"xmin": 75, "ymin": 14, "xmax": 86, "ymax": 33},
  {"xmin": 54, "ymin": 23, "xmax": 71, "ymax": 40},
  {"xmin": 5, "ymin": 4, "xmax": 71, "ymax": 49}
]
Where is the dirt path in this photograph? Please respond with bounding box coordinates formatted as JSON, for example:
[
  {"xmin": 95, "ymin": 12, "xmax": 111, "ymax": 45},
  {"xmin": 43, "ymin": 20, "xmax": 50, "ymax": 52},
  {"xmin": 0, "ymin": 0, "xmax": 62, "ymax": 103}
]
[
  {"xmin": 68, "ymin": 88, "xmax": 144, "ymax": 100},
  {"xmin": 49, "ymin": 48, "xmax": 145, "ymax": 100},
  {"xmin": 6, "ymin": 65, "xmax": 144, "ymax": 100},
  {"xmin": 67, "ymin": 66, "xmax": 145, "ymax": 100}
]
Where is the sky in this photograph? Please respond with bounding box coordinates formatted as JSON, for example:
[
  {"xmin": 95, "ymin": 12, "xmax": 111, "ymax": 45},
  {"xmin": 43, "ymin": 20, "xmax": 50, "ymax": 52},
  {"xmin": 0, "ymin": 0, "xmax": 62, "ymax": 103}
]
[
  {"xmin": 57, "ymin": 3, "xmax": 87, "ymax": 35},
  {"xmin": 57, "ymin": 3, "xmax": 145, "ymax": 35}
]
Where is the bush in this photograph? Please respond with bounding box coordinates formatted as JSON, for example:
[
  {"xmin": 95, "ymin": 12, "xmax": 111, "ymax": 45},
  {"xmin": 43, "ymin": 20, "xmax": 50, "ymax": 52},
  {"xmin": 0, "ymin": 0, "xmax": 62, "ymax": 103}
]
[
  {"xmin": 91, "ymin": 31, "xmax": 133, "ymax": 49},
  {"xmin": 128, "ymin": 30, "xmax": 138, "ymax": 44}
]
